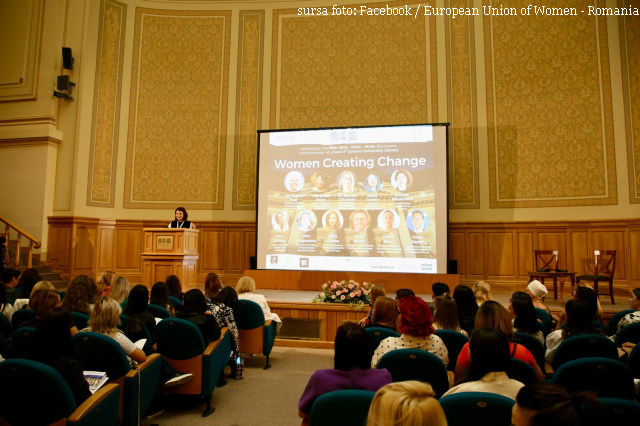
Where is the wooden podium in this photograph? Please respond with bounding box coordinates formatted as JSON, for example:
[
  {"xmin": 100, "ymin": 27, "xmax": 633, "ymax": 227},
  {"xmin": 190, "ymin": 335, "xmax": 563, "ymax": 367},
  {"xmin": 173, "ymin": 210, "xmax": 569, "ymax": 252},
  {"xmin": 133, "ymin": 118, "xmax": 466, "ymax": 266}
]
[{"xmin": 141, "ymin": 228, "xmax": 199, "ymax": 290}]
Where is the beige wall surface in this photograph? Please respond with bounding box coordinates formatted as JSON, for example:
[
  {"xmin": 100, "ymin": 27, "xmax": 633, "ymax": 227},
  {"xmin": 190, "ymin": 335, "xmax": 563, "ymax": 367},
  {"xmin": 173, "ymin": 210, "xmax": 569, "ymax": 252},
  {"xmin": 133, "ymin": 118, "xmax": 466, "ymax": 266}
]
[{"xmin": 0, "ymin": 0, "xmax": 639, "ymax": 256}]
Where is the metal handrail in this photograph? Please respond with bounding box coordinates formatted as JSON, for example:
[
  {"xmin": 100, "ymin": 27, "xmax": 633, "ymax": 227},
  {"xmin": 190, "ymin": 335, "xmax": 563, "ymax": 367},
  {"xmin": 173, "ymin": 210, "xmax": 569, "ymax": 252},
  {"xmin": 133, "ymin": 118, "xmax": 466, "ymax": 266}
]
[{"xmin": 1, "ymin": 215, "xmax": 41, "ymax": 269}]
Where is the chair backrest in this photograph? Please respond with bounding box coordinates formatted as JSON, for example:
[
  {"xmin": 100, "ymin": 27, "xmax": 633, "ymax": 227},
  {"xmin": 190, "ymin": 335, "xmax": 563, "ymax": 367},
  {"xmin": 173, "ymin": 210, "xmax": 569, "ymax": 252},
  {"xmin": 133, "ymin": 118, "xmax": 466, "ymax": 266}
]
[
  {"xmin": 234, "ymin": 299, "xmax": 266, "ymax": 329},
  {"xmin": 536, "ymin": 320, "xmax": 549, "ymax": 339},
  {"xmin": 59, "ymin": 290, "xmax": 66, "ymax": 300},
  {"xmin": 560, "ymin": 321, "xmax": 607, "ymax": 334},
  {"xmin": 11, "ymin": 309, "xmax": 35, "ymax": 330},
  {"xmin": 534, "ymin": 250, "xmax": 558, "ymax": 270},
  {"xmin": 510, "ymin": 358, "xmax": 537, "ymax": 385},
  {"xmin": 552, "ymin": 334, "xmax": 618, "ymax": 371},
  {"xmin": 614, "ymin": 322, "xmax": 640, "ymax": 346},
  {"xmin": 0, "ymin": 333, "xmax": 12, "ymax": 359},
  {"xmin": 156, "ymin": 317, "xmax": 205, "ymax": 360},
  {"xmin": 434, "ymin": 329, "xmax": 469, "ymax": 372},
  {"xmin": 590, "ymin": 398, "xmax": 640, "ymax": 425},
  {"xmin": 0, "ymin": 313, "xmax": 11, "ymax": 339},
  {"xmin": 0, "ymin": 359, "xmax": 76, "ymax": 425},
  {"xmin": 377, "ymin": 349, "xmax": 449, "ymax": 398},
  {"xmin": 439, "ymin": 392, "xmax": 515, "ymax": 426},
  {"xmin": 534, "ymin": 308, "xmax": 553, "ymax": 333},
  {"xmin": 607, "ymin": 309, "xmax": 635, "ymax": 337},
  {"xmin": 168, "ymin": 296, "xmax": 183, "ymax": 310},
  {"xmin": 73, "ymin": 331, "xmax": 131, "ymax": 380},
  {"xmin": 146, "ymin": 304, "xmax": 170, "ymax": 319},
  {"xmin": 11, "ymin": 326, "xmax": 36, "ymax": 359},
  {"xmin": 309, "ymin": 390, "xmax": 375, "ymax": 426},
  {"xmin": 513, "ymin": 332, "xmax": 546, "ymax": 372},
  {"xmin": 627, "ymin": 342, "xmax": 640, "ymax": 378},
  {"xmin": 552, "ymin": 357, "xmax": 634, "ymax": 400},
  {"xmin": 365, "ymin": 327, "xmax": 401, "ymax": 353},
  {"xmin": 71, "ymin": 311, "xmax": 90, "ymax": 330},
  {"xmin": 459, "ymin": 316, "xmax": 475, "ymax": 335},
  {"xmin": 593, "ymin": 250, "xmax": 616, "ymax": 278}
]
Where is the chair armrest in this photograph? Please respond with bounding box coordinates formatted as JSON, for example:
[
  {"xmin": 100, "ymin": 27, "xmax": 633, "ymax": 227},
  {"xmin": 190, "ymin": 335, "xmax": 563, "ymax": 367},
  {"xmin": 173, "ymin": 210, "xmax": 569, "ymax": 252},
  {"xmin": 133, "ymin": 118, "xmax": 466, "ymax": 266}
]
[
  {"xmin": 264, "ymin": 320, "xmax": 273, "ymax": 327},
  {"xmin": 125, "ymin": 353, "xmax": 161, "ymax": 378},
  {"xmin": 204, "ymin": 327, "xmax": 229, "ymax": 356},
  {"xmin": 68, "ymin": 383, "xmax": 119, "ymax": 422}
]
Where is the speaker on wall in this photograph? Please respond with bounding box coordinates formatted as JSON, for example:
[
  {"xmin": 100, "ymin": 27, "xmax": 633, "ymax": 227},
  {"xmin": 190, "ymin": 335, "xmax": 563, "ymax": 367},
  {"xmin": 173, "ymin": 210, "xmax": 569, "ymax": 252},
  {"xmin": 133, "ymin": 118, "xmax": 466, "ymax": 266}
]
[
  {"xmin": 448, "ymin": 260, "xmax": 458, "ymax": 274},
  {"xmin": 249, "ymin": 256, "xmax": 257, "ymax": 270},
  {"xmin": 62, "ymin": 47, "xmax": 74, "ymax": 70}
]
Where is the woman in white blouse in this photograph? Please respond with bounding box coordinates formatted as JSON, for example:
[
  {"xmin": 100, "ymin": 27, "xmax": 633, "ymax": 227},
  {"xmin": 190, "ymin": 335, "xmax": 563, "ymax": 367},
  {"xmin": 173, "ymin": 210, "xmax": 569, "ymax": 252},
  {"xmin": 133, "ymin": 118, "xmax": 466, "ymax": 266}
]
[
  {"xmin": 371, "ymin": 295, "xmax": 448, "ymax": 368},
  {"xmin": 236, "ymin": 276, "xmax": 282, "ymax": 332}
]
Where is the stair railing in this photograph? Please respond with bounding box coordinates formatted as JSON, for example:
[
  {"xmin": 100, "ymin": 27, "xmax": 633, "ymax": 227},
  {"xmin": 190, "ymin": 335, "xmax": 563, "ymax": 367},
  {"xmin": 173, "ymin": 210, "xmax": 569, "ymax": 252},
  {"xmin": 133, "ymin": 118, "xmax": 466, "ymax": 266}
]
[{"xmin": 1, "ymin": 216, "xmax": 41, "ymax": 269}]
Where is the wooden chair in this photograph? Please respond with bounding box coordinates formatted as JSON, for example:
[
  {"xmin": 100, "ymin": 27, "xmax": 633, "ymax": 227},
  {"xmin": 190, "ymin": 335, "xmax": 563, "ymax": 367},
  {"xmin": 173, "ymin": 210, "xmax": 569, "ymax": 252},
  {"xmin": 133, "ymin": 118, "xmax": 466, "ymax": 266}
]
[
  {"xmin": 576, "ymin": 250, "xmax": 616, "ymax": 304},
  {"xmin": 530, "ymin": 250, "xmax": 559, "ymax": 298}
]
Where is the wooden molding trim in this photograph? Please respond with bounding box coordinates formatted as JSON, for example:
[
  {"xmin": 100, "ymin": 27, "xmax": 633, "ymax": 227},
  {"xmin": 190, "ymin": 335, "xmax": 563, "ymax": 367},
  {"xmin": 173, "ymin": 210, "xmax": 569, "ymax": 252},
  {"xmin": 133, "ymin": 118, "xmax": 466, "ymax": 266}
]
[{"xmin": 0, "ymin": 136, "xmax": 61, "ymax": 148}]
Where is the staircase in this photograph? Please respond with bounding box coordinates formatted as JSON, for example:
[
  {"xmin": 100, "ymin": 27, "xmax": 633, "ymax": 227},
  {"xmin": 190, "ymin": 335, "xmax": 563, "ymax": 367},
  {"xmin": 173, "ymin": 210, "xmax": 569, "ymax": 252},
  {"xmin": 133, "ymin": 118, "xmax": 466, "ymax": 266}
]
[{"xmin": 9, "ymin": 242, "xmax": 69, "ymax": 291}]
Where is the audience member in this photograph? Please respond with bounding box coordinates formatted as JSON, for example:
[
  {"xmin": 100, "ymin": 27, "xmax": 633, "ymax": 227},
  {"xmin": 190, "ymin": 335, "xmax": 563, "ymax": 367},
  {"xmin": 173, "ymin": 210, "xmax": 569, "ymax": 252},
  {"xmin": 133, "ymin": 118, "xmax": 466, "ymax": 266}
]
[
  {"xmin": 28, "ymin": 308, "xmax": 91, "ymax": 406},
  {"xmin": 150, "ymin": 282, "xmax": 175, "ymax": 314},
  {"xmin": 205, "ymin": 287, "xmax": 240, "ymax": 373},
  {"xmin": 431, "ymin": 282, "xmax": 450, "ymax": 300},
  {"xmin": 371, "ymin": 295, "xmax": 448, "ymax": 368},
  {"xmin": 16, "ymin": 268, "xmax": 38, "ymax": 292},
  {"xmin": 236, "ymin": 276, "xmax": 282, "ymax": 331},
  {"xmin": 0, "ymin": 237, "xmax": 10, "ymax": 269},
  {"xmin": 21, "ymin": 289, "xmax": 77, "ymax": 334},
  {"xmin": 2, "ymin": 268, "xmax": 21, "ymax": 303},
  {"xmin": 165, "ymin": 275, "xmax": 184, "ymax": 301},
  {"xmin": 173, "ymin": 289, "xmax": 221, "ymax": 345},
  {"xmin": 122, "ymin": 284, "xmax": 157, "ymax": 340},
  {"xmin": 432, "ymin": 293, "xmax": 468, "ymax": 337},
  {"xmin": 94, "ymin": 282, "xmax": 108, "ymax": 300},
  {"xmin": 15, "ymin": 274, "xmax": 42, "ymax": 305},
  {"xmin": 108, "ymin": 276, "xmax": 129, "ymax": 305},
  {"xmin": 366, "ymin": 381, "xmax": 447, "ymax": 426},
  {"xmin": 61, "ymin": 275, "xmax": 97, "ymax": 315},
  {"xmin": 452, "ymin": 284, "xmax": 478, "ymax": 323},
  {"xmin": 454, "ymin": 301, "xmax": 543, "ymax": 384},
  {"xmin": 574, "ymin": 285, "xmax": 603, "ymax": 321},
  {"xmin": 443, "ymin": 327, "xmax": 524, "ymax": 400},
  {"xmin": 0, "ymin": 283, "xmax": 11, "ymax": 320},
  {"xmin": 360, "ymin": 284, "xmax": 386, "ymax": 326},
  {"xmin": 11, "ymin": 279, "xmax": 53, "ymax": 313},
  {"xmin": 511, "ymin": 383, "xmax": 607, "ymax": 426},
  {"xmin": 509, "ymin": 292, "xmax": 544, "ymax": 345},
  {"xmin": 97, "ymin": 270, "xmax": 115, "ymax": 288},
  {"xmin": 545, "ymin": 299, "xmax": 604, "ymax": 362},
  {"xmin": 473, "ymin": 281, "xmax": 493, "ymax": 305},
  {"xmin": 612, "ymin": 288, "xmax": 640, "ymax": 339},
  {"xmin": 525, "ymin": 280, "xmax": 559, "ymax": 324},
  {"xmin": 299, "ymin": 323, "xmax": 392, "ymax": 422},
  {"xmin": 364, "ymin": 296, "xmax": 398, "ymax": 332},
  {"xmin": 394, "ymin": 288, "xmax": 415, "ymax": 307},
  {"xmin": 204, "ymin": 272, "xmax": 223, "ymax": 300}
]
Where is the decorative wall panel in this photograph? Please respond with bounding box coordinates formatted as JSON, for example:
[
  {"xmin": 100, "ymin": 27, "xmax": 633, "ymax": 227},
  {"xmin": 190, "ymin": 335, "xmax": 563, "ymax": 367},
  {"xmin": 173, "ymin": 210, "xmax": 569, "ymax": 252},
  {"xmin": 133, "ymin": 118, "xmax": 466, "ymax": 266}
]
[
  {"xmin": 124, "ymin": 8, "xmax": 231, "ymax": 209},
  {"xmin": 87, "ymin": 0, "xmax": 126, "ymax": 207},
  {"xmin": 233, "ymin": 11, "xmax": 264, "ymax": 210},
  {"xmin": 484, "ymin": 0, "xmax": 617, "ymax": 207},
  {"xmin": 619, "ymin": 0, "xmax": 640, "ymax": 204}
]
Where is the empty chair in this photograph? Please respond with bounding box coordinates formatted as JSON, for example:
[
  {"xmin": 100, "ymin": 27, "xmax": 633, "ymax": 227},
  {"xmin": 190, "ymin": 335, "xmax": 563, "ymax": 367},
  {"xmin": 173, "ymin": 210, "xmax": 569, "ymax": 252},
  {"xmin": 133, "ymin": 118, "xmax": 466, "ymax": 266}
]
[
  {"xmin": 377, "ymin": 349, "xmax": 449, "ymax": 398},
  {"xmin": 10, "ymin": 327, "xmax": 35, "ymax": 359},
  {"xmin": 606, "ymin": 309, "xmax": 635, "ymax": 337},
  {"xmin": 234, "ymin": 299, "xmax": 277, "ymax": 369},
  {"xmin": 169, "ymin": 296, "xmax": 183, "ymax": 311},
  {"xmin": 510, "ymin": 358, "xmax": 537, "ymax": 385},
  {"xmin": 365, "ymin": 327, "xmax": 400, "ymax": 353},
  {"xmin": 576, "ymin": 250, "xmax": 616, "ymax": 304},
  {"xmin": 308, "ymin": 390, "xmax": 375, "ymax": 426},
  {"xmin": 600, "ymin": 397, "xmax": 640, "ymax": 425},
  {"xmin": 71, "ymin": 311, "xmax": 90, "ymax": 330},
  {"xmin": 513, "ymin": 332, "xmax": 545, "ymax": 372},
  {"xmin": 439, "ymin": 392, "xmax": 514, "ymax": 426},
  {"xmin": 11, "ymin": 309, "xmax": 35, "ymax": 330},
  {"xmin": 156, "ymin": 318, "xmax": 231, "ymax": 417},
  {"xmin": 146, "ymin": 304, "xmax": 170, "ymax": 319},
  {"xmin": 551, "ymin": 357, "xmax": 635, "ymax": 400},
  {"xmin": 551, "ymin": 335, "xmax": 618, "ymax": 371},
  {"xmin": 614, "ymin": 322, "xmax": 640, "ymax": 346},
  {"xmin": 434, "ymin": 329, "xmax": 469, "ymax": 372},
  {"xmin": 0, "ymin": 359, "xmax": 120, "ymax": 426}
]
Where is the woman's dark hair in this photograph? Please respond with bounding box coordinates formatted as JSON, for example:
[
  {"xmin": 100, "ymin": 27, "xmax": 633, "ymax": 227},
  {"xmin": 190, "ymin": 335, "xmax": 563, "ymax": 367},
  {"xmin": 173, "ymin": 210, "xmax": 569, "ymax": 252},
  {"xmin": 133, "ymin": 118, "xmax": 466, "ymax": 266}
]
[
  {"xmin": 453, "ymin": 285, "xmax": 478, "ymax": 319},
  {"xmin": 125, "ymin": 285, "xmax": 149, "ymax": 314},
  {"xmin": 1, "ymin": 268, "xmax": 21, "ymax": 284},
  {"xmin": 574, "ymin": 287, "xmax": 598, "ymax": 319},
  {"xmin": 632, "ymin": 288, "xmax": 640, "ymax": 300},
  {"xmin": 511, "ymin": 291, "xmax": 539, "ymax": 335},
  {"xmin": 62, "ymin": 275, "xmax": 97, "ymax": 315},
  {"xmin": 21, "ymin": 274, "xmax": 43, "ymax": 300},
  {"xmin": 150, "ymin": 282, "xmax": 172, "ymax": 311},
  {"xmin": 29, "ymin": 307, "xmax": 76, "ymax": 365},
  {"xmin": 212, "ymin": 287, "xmax": 238, "ymax": 309},
  {"xmin": 165, "ymin": 275, "xmax": 182, "ymax": 299},
  {"xmin": 175, "ymin": 207, "xmax": 188, "ymax": 221},
  {"xmin": 204, "ymin": 273, "xmax": 223, "ymax": 299},
  {"xmin": 562, "ymin": 299, "xmax": 602, "ymax": 339},
  {"xmin": 515, "ymin": 383, "xmax": 608, "ymax": 426},
  {"xmin": 180, "ymin": 289, "xmax": 207, "ymax": 316},
  {"xmin": 0, "ymin": 284, "xmax": 7, "ymax": 314},
  {"xmin": 18, "ymin": 268, "xmax": 39, "ymax": 289},
  {"xmin": 432, "ymin": 283, "xmax": 450, "ymax": 298},
  {"xmin": 334, "ymin": 323, "xmax": 372, "ymax": 371},
  {"xmin": 464, "ymin": 327, "xmax": 511, "ymax": 383},
  {"xmin": 395, "ymin": 288, "xmax": 415, "ymax": 300}
]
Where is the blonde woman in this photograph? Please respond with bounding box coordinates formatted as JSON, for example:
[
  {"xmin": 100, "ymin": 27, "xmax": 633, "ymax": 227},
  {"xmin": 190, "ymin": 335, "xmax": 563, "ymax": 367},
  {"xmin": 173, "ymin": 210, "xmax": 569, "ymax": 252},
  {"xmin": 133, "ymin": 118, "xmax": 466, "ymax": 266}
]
[
  {"xmin": 473, "ymin": 281, "xmax": 493, "ymax": 305},
  {"xmin": 433, "ymin": 293, "xmax": 468, "ymax": 337},
  {"xmin": 10, "ymin": 280, "xmax": 55, "ymax": 313},
  {"xmin": 339, "ymin": 171, "xmax": 356, "ymax": 193},
  {"xmin": 98, "ymin": 270, "xmax": 116, "ymax": 287},
  {"xmin": 107, "ymin": 276, "xmax": 130, "ymax": 305},
  {"xmin": 236, "ymin": 276, "xmax": 281, "ymax": 331},
  {"xmin": 359, "ymin": 285, "xmax": 386, "ymax": 326},
  {"xmin": 367, "ymin": 381, "xmax": 448, "ymax": 426}
]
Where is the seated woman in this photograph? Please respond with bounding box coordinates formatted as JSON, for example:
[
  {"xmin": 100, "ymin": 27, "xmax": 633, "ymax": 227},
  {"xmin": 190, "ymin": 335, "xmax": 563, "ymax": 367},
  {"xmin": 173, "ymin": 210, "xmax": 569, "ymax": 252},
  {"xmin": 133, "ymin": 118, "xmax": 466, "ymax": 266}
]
[
  {"xmin": 452, "ymin": 284, "xmax": 478, "ymax": 323},
  {"xmin": 173, "ymin": 289, "xmax": 221, "ymax": 345},
  {"xmin": 366, "ymin": 381, "xmax": 447, "ymax": 426},
  {"xmin": 122, "ymin": 285, "xmax": 157, "ymax": 341},
  {"xmin": 18, "ymin": 289, "xmax": 76, "ymax": 334},
  {"xmin": 511, "ymin": 383, "xmax": 607, "ymax": 426},
  {"xmin": 359, "ymin": 284, "xmax": 386, "ymax": 326},
  {"xmin": 443, "ymin": 327, "xmax": 524, "ymax": 400},
  {"xmin": 7, "ymin": 280, "xmax": 54, "ymax": 318},
  {"xmin": 203, "ymin": 272, "xmax": 223, "ymax": 301},
  {"xmin": 509, "ymin": 292, "xmax": 544, "ymax": 345},
  {"xmin": 557, "ymin": 285, "xmax": 603, "ymax": 328},
  {"xmin": 108, "ymin": 276, "xmax": 130, "ymax": 306},
  {"xmin": 205, "ymin": 287, "xmax": 240, "ymax": 371},
  {"xmin": 545, "ymin": 299, "xmax": 604, "ymax": 363},
  {"xmin": 299, "ymin": 323, "xmax": 392, "ymax": 423},
  {"xmin": 236, "ymin": 276, "xmax": 282, "ymax": 332},
  {"xmin": 394, "ymin": 288, "xmax": 415, "ymax": 308},
  {"xmin": 525, "ymin": 281, "xmax": 559, "ymax": 325},
  {"xmin": 454, "ymin": 301, "xmax": 544, "ymax": 384},
  {"xmin": 371, "ymin": 296, "xmax": 448, "ymax": 368},
  {"xmin": 432, "ymin": 293, "xmax": 468, "ymax": 337},
  {"xmin": 28, "ymin": 308, "xmax": 91, "ymax": 406},
  {"xmin": 9, "ymin": 274, "xmax": 43, "ymax": 312},
  {"xmin": 97, "ymin": 270, "xmax": 115, "ymax": 295},
  {"xmin": 473, "ymin": 281, "xmax": 493, "ymax": 305},
  {"xmin": 612, "ymin": 288, "xmax": 640, "ymax": 340},
  {"xmin": 0, "ymin": 284, "xmax": 11, "ymax": 320},
  {"xmin": 364, "ymin": 297, "xmax": 398, "ymax": 332},
  {"xmin": 62, "ymin": 275, "xmax": 97, "ymax": 315},
  {"xmin": 165, "ymin": 275, "xmax": 184, "ymax": 301},
  {"xmin": 150, "ymin": 282, "xmax": 175, "ymax": 315}
]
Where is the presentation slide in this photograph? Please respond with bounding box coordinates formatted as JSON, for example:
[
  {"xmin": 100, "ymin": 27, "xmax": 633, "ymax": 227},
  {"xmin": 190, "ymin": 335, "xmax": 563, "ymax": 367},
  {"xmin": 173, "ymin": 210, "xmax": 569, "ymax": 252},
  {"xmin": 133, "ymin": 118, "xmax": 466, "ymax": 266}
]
[{"xmin": 256, "ymin": 124, "xmax": 449, "ymax": 274}]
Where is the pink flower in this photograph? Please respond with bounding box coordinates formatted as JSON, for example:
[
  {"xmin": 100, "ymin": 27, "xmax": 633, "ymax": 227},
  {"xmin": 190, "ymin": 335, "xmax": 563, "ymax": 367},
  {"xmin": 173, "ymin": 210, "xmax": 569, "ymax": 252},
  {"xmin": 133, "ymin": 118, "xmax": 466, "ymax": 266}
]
[
  {"xmin": 357, "ymin": 290, "xmax": 362, "ymax": 296},
  {"xmin": 350, "ymin": 292, "xmax": 355, "ymax": 297},
  {"xmin": 336, "ymin": 291, "xmax": 341, "ymax": 296},
  {"xmin": 363, "ymin": 290, "xmax": 369, "ymax": 295},
  {"xmin": 341, "ymin": 295, "xmax": 345, "ymax": 300},
  {"xmin": 322, "ymin": 283, "xmax": 328, "ymax": 288},
  {"xmin": 353, "ymin": 282, "xmax": 359, "ymax": 287},
  {"xmin": 331, "ymin": 284, "xmax": 337, "ymax": 289},
  {"xmin": 348, "ymin": 284, "xmax": 354, "ymax": 289},
  {"xmin": 332, "ymin": 295, "xmax": 336, "ymax": 299}
]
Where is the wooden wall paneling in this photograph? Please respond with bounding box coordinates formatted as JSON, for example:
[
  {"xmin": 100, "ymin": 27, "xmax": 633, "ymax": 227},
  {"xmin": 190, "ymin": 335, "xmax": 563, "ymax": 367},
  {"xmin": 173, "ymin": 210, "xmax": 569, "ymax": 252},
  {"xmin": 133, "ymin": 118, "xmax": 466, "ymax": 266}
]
[
  {"xmin": 201, "ymin": 230, "xmax": 226, "ymax": 271},
  {"xmin": 517, "ymin": 231, "xmax": 534, "ymax": 280},
  {"xmin": 74, "ymin": 225, "xmax": 97, "ymax": 272},
  {"xmin": 96, "ymin": 221, "xmax": 115, "ymax": 271},
  {"xmin": 47, "ymin": 226, "xmax": 71, "ymax": 270},
  {"xmin": 537, "ymin": 231, "xmax": 568, "ymax": 269},
  {"xmin": 318, "ymin": 310, "xmax": 328, "ymax": 340},
  {"xmin": 115, "ymin": 227, "xmax": 142, "ymax": 270},
  {"xmin": 630, "ymin": 229, "xmax": 640, "ymax": 281},
  {"xmin": 487, "ymin": 231, "xmax": 515, "ymax": 279},
  {"xmin": 569, "ymin": 230, "xmax": 590, "ymax": 275},
  {"xmin": 244, "ymin": 230, "xmax": 256, "ymax": 271},
  {"xmin": 449, "ymin": 232, "xmax": 465, "ymax": 276},
  {"xmin": 327, "ymin": 312, "xmax": 337, "ymax": 342},
  {"xmin": 467, "ymin": 231, "xmax": 485, "ymax": 278},
  {"xmin": 226, "ymin": 230, "xmax": 243, "ymax": 273},
  {"xmin": 592, "ymin": 229, "xmax": 626, "ymax": 280}
]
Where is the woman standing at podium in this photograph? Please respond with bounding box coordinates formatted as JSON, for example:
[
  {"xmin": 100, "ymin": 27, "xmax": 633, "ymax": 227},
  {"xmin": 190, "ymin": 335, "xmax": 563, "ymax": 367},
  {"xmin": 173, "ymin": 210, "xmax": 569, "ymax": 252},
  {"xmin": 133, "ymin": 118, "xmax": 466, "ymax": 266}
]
[{"xmin": 169, "ymin": 207, "xmax": 196, "ymax": 229}]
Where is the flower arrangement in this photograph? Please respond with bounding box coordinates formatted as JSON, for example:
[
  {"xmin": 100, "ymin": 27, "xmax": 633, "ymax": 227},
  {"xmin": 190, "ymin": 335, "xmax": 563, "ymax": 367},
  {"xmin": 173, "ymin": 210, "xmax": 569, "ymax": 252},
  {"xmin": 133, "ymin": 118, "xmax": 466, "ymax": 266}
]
[{"xmin": 312, "ymin": 280, "xmax": 374, "ymax": 309}]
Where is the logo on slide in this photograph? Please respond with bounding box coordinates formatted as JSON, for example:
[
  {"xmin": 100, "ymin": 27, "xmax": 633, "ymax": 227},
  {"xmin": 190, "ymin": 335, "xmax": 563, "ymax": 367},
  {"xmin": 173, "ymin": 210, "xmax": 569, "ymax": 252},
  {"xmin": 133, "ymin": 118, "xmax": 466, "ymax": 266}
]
[
  {"xmin": 270, "ymin": 256, "xmax": 278, "ymax": 264},
  {"xmin": 300, "ymin": 258, "xmax": 309, "ymax": 267},
  {"xmin": 421, "ymin": 263, "xmax": 432, "ymax": 271}
]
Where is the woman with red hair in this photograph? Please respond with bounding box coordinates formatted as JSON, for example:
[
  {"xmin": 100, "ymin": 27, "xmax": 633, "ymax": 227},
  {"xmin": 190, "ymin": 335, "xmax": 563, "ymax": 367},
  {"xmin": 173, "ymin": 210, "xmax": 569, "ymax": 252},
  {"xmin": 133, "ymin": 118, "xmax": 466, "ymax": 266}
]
[{"xmin": 371, "ymin": 295, "xmax": 448, "ymax": 368}]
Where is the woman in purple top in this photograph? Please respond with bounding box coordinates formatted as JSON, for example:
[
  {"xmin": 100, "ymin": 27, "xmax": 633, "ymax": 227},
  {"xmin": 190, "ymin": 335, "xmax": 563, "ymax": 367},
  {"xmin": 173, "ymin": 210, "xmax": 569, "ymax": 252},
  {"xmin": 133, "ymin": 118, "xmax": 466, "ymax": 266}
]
[{"xmin": 298, "ymin": 323, "xmax": 392, "ymax": 422}]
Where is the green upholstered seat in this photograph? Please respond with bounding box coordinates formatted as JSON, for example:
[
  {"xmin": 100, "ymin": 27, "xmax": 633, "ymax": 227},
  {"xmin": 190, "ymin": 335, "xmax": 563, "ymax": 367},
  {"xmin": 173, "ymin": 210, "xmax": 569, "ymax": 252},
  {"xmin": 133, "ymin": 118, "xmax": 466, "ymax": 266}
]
[
  {"xmin": 365, "ymin": 327, "xmax": 400, "ymax": 354},
  {"xmin": 439, "ymin": 392, "xmax": 514, "ymax": 426},
  {"xmin": 309, "ymin": 390, "xmax": 375, "ymax": 426},
  {"xmin": 615, "ymin": 322, "xmax": 640, "ymax": 347},
  {"xmin": 0, "ymin": 314, "xmax": 12, "ymax": 339},
  {"xmin": 551, "ymin": 335, "xmax": 618, "ymax": 371},
  {"xmin": 168, "ymin": 296, "xmax": 183, "ymax": 310},
  {"xmin": 377, "ymin": 349, "xmax": 449, "ymax": 398},
  {"xmin": 551, "ymin": 357, "xmax": 634, "ymax": 400},
  {"xmin": 534, "ymin": 308, "xmax": 553, "ymax": 335},
  {"xmin": 146, "ymin": 304, "xmax": 170, "ymax": 319},
  {"xmin": 71, "ymin": 311, "xmax": 90, "ymax": 330},
  {"xmin": 513, "ymin": 332, "xmax": 545, "ymax": 372},
  {"xmin": 434, "ymin": 329, "xmax": 469, "ymax": 372},
  {"xmin": 510, "ymin": 358, "xmax": 537, "ymax": 385},
  {"xmin": 10, "ymin": 326, "xmax": 35, "ymax": 359},
  {"xmin": 234, "ymin": 299, "xmax": 277, "ymax": 369},
  {"xmin": 11, "ymin": 309, "xmax": 35, "ymax": 330},
  {"xmin": 607, "ymin": 309, "xmax": 635, "ymax": 337}
]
